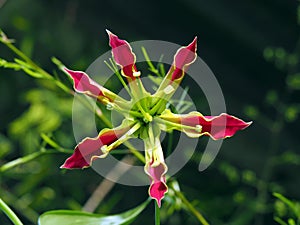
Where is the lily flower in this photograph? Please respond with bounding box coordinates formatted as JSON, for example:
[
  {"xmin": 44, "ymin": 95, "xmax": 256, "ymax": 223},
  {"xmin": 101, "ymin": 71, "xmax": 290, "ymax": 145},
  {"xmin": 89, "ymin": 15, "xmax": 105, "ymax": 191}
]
[{"xmin": 61, "ymin": 30, "xmax": 251, "ymax": 207}]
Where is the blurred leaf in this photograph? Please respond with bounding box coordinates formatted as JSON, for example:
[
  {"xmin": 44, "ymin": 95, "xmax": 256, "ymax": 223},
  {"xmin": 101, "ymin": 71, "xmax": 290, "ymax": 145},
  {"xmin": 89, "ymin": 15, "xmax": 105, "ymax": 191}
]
[
  {"xmin": 284, "ymin": 106, "xmax": 298, "ymax": 122},
  {"xmin": 275, "ymin": 48, "xmax": 286, "ymax": 60},
  {"xmin": 162, "ymin": 179, "xmax": 183, "ymax": 217},
  {"xmin": 38, "ymin": 199, "xmax": 150, "ymax": 225},
  {"xmin": 280, "ymin": 152, "xmax": 300, "ymax": 165},
  {"xmin": 8, "ymin": 89, "xmax": 72, "ymax": 154},
  {"xmin": 265, "ymin": 90, "xmax": 278, "ymax": 105},
  {"xmin": 12, "ymin": 16, "xmax": 30, "ymax": 31},
  {"xmin": 263, "ymin": 47, "xmax": 274, "ymax": 61},
  {"xmin": 298, "ymin": 4, "xmax": 300, "ymax": 25},
  {"xmin": 287, "ymin": 54, "xmax": 298, "ymax": 66},
  {"xmin": 243, "ymin": 105, "xmax": 259, "ymax": 119},
  {"xmin": 275, "ymin": 199, "xmax": 288, "ymax": 218},
  {"xmin": 242, "ymin": 170, "xmax": 257, "ymax": 185},
  {"xmin": 288, "ymin": 218, "xmax": 296, "ymax": 225},
  {"xmin": 274, "ymin": 193, "xmax": 295, "ymax": 211},
  {"xmin": 0, "ymin": 134, "xmax": 12, "ymax": 158},
  {"xmin": 286, "ymin": 73, "xmax": 300, "ymax": 90},
  {"xmin": 20, "ymin": 36, "xmax": 34, "ymax": 57},
  {"xmin": 273, "ymin": 193, "xmax": 300, "ymax": 222},
  {"xmin": 233, "ymin": 191, "xmax": 246, "ymax": 204},
  {"xmin": 219, "ymin": 162, "xmax": 239, "ymax": 183},
  {"xmin": 274, "ymin": 216, "xmax": 288, "ymax": 225}
]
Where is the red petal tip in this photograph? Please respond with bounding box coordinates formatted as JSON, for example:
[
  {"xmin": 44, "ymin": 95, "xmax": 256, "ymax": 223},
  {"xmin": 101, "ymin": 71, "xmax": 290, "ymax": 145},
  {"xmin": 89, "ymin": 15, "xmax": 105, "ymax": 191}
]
[
  {"xmin": 107, "ymin": 30, "xmax": 127, "ymax": 48},
  {"xmin": 171, "ymin": 37, "xmax": 198, "ymax": 81},
  {"xmin": 188, "ymin": 36, "xmax": 198, "ymax": 52},
  {"xmin": 105, "ymin": 29, "xmax": 112, "ymax": 35}
]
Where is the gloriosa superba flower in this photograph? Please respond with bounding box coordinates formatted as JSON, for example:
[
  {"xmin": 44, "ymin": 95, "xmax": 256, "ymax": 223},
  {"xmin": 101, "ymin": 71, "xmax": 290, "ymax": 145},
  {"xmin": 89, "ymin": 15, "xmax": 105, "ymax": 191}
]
[{"xmin": 61, "ymin": 30, "xmax": 252, "ymax": 207}]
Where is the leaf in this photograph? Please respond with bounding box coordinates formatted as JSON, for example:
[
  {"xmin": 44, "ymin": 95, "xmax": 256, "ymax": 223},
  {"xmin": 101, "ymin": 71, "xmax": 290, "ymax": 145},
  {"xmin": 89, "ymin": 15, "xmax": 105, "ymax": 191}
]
[
  {"xmin": 273, "ymin": 193, "xmax": 300, "ymax": 218},
  {"xmin": 288, "ymin": 218, "xmax": 296, "ymax": 225},
  {"xmin": 38, "ymin": 198, "xmax": 150, "ymax": 225},
  {"xmin": 273, "ymin": 193, "xmax": 295, "ymax": 211},
  {"xmin": 274, "ymin": 216, "xmax": 288, "ymax": 225}
]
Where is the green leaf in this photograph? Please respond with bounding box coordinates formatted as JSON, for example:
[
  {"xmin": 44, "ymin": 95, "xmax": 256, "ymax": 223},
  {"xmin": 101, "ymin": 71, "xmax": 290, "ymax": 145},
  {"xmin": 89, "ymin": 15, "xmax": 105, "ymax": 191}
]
[
  {"xmin": 273, "ymin": 192, "xmax": 300, "ymax": 218},
  {"xmin": 288, "ymin": 218, "xmax": 296, "ymax": 225},
  {"xmin": 286, "ymin": 73, "xmax": 300, "ymax": 90},
  {"xmin": 273, "ymin": 193, "xmax": 295, "ymax": 210},
  {"xmin": 274, "ymin": 216, "xmax": 288, "ymax": 225},
  {"xmin": 38, "ymin": 199, "xmax": 150, "ymax": 225}
]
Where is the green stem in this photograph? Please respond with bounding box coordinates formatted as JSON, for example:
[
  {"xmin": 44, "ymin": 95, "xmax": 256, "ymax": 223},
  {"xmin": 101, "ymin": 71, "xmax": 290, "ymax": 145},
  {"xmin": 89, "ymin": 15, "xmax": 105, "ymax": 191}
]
[
  {"xmin": 105, "ymin": 59, "xmax": 132, "ymax": 97},
  {"xmin": 149, "ymin": 97, "xmax": 166, "ymax": 115},
  {"xmin": 155, "ymin": 201, "xmax": 160, "ymax": 225},
  {"xmin": 175, "ymin": 191, "xmax": 209, "ymax": 225},
  {"xmin": 175, "ymin": 87, "xmax": 189, "ymax": 113},
  {"xmin": 167, "ymin": 132, "xmax": 173, "ymax": 156},
  {"xmin": 2, "ymin": 41, "xmax": 52, "ymax": 79},
  {"xmin": 1, "ymin": 36, "xmax": 71, "ymax": 95},
  {"xmin": 0, "ymin": 198, "xmax": 24, "ymax": 225},
  {"xmin": 123, "ymin": 142, "xmax": 145, "ymax": 164},
  {"xmin": 141, "ymin": 47, "xmax": 159, "ymax": 76},
  {"xmin": 0, "ymin": 149, "xmax": 72, "ymax": 173}
]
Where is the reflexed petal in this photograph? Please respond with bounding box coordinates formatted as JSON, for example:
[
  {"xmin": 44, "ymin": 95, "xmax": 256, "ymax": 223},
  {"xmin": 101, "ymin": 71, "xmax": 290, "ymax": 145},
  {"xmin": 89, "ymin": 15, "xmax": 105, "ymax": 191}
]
[
  {"xmin": 145, "ymin": 163, "xmax": 168, "ymax": 207},
  {"xmin": 159, "ymin": 110, "xmax": 252, "ymax": 140},
  {"xmin": 171, "ymin": 37, "xmax": 197, "ymax": 81},
  {"xmin": 64, "ymin": 68, "xmax": 105, "ymax": 98},
  {"xmin": 144, "ymin": 137, "xmax": 168, "ymax": 207},
  {"xmin": 107, "ymin": 30, "xmax": 138, "ymax": 79},
  {"xmin": 154, "ymin": 37, "xmax": 197, "ymax": 100},
  {"xmin": 60, "ymin": 124, "xmax": 132, "ymax": 169},
  {"xmin": 64, "ymin": 68, "xmax": 120, "ymax": 103}
]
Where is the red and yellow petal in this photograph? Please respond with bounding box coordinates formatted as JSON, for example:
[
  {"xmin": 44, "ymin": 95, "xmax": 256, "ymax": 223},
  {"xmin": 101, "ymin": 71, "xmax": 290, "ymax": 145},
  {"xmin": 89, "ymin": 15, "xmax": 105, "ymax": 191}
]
[
  {"xmin": 171, "ymin": 37, "xmax": 197, "ymax": 81},
  {"xmin": 107, "ymin": 30, "xmax": 138, "ymax": 79},
  {"xmin": 154, "ymin": 37, "xmax": 197, "ymax": 99},
  {"xmin": 145, "ymin": 162, "xmax": 168, "ymax": 207},
  {"xmin": 64, "ymin": 68, "xmax": 105, "ymax": 98},
  {"xmin": 144, "ymin": 136, "xmax": 168, "ymax": 207},
  {"xmin": 159, "ymin": 110, "xmax": 252, "ymax": 140},
  {"xmin": 60, "ymin": 125, "xmax": 131, "ymax": 169},
  {"xmin": 64, "ymin": 68, "xmax": 122, "ymax": 104}
]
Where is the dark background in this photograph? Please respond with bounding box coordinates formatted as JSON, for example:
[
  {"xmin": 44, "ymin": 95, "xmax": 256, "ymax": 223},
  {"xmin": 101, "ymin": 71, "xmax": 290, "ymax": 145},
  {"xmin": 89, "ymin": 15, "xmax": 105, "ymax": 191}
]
[{"xmin": 0, "ymin": 0, "xmax": 299, "ymax": 224}]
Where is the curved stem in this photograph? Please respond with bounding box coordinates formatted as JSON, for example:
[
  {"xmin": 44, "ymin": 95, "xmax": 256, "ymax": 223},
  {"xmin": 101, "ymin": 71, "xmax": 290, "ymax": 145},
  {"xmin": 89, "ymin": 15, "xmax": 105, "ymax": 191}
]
[
  {"xmin": 0, "ymin": 149, "xmax": 72, "ymax": 173},
  {"xmin": 175, "ymin": 191, "xmax": 209, "ymax": 225},
  {"xmin": 0, "ymin": 198, "xmax": 24, "ymax": 225},
  {"xmin": 104, "ymin": 59, "xmax": 132, "ymax": 97}
]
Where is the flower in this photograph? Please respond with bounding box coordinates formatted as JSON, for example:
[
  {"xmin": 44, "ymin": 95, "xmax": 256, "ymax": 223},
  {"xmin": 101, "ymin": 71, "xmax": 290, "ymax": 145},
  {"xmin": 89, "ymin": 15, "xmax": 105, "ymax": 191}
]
[{"xmin": 61, "ymin": 30, "xmax": 252, "ymax": 207}]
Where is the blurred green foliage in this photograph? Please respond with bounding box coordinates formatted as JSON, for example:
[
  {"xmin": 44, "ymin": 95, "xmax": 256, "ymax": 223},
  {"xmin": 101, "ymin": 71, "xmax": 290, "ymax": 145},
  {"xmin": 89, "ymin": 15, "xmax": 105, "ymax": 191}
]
[
  {"xmin": 274, "ymin": 193, "xmax": 300, "ymax": 225},
  {"xmin": 0, "ymin": 0, "xmax": 300, "ymax": 225}
]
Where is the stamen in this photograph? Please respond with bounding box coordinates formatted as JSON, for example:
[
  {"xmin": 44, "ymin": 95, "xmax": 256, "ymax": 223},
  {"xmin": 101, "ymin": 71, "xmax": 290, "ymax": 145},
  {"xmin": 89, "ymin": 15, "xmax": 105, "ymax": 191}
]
[
  {"xmin": 100, "ymin": 145, "xmax": 109, "ymax": 154},
  {"xmin": 106, "ymin": 103, "xmax": 114, "ymax": 110}
]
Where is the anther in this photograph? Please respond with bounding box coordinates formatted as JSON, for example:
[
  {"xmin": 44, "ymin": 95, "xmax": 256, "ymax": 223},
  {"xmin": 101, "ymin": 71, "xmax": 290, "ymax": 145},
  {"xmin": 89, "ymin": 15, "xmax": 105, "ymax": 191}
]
[
  {"xmin": 163, "ymin": 85, "xmax": 174, "ymax": 94},
  {"xmin": 195, "ymin": 125, "xmax": 202, "ymax": 132},
  {"xmin": 133, "ymin": 71, "xmax": 141, "ymax": 77}
]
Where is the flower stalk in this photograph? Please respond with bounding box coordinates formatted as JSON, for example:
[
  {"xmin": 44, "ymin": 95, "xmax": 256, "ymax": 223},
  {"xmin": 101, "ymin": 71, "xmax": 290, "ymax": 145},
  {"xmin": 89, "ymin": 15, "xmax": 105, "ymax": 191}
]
[{"xmin": 0, "ymin": 198, "xmax": 24, "ymax": 225}]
